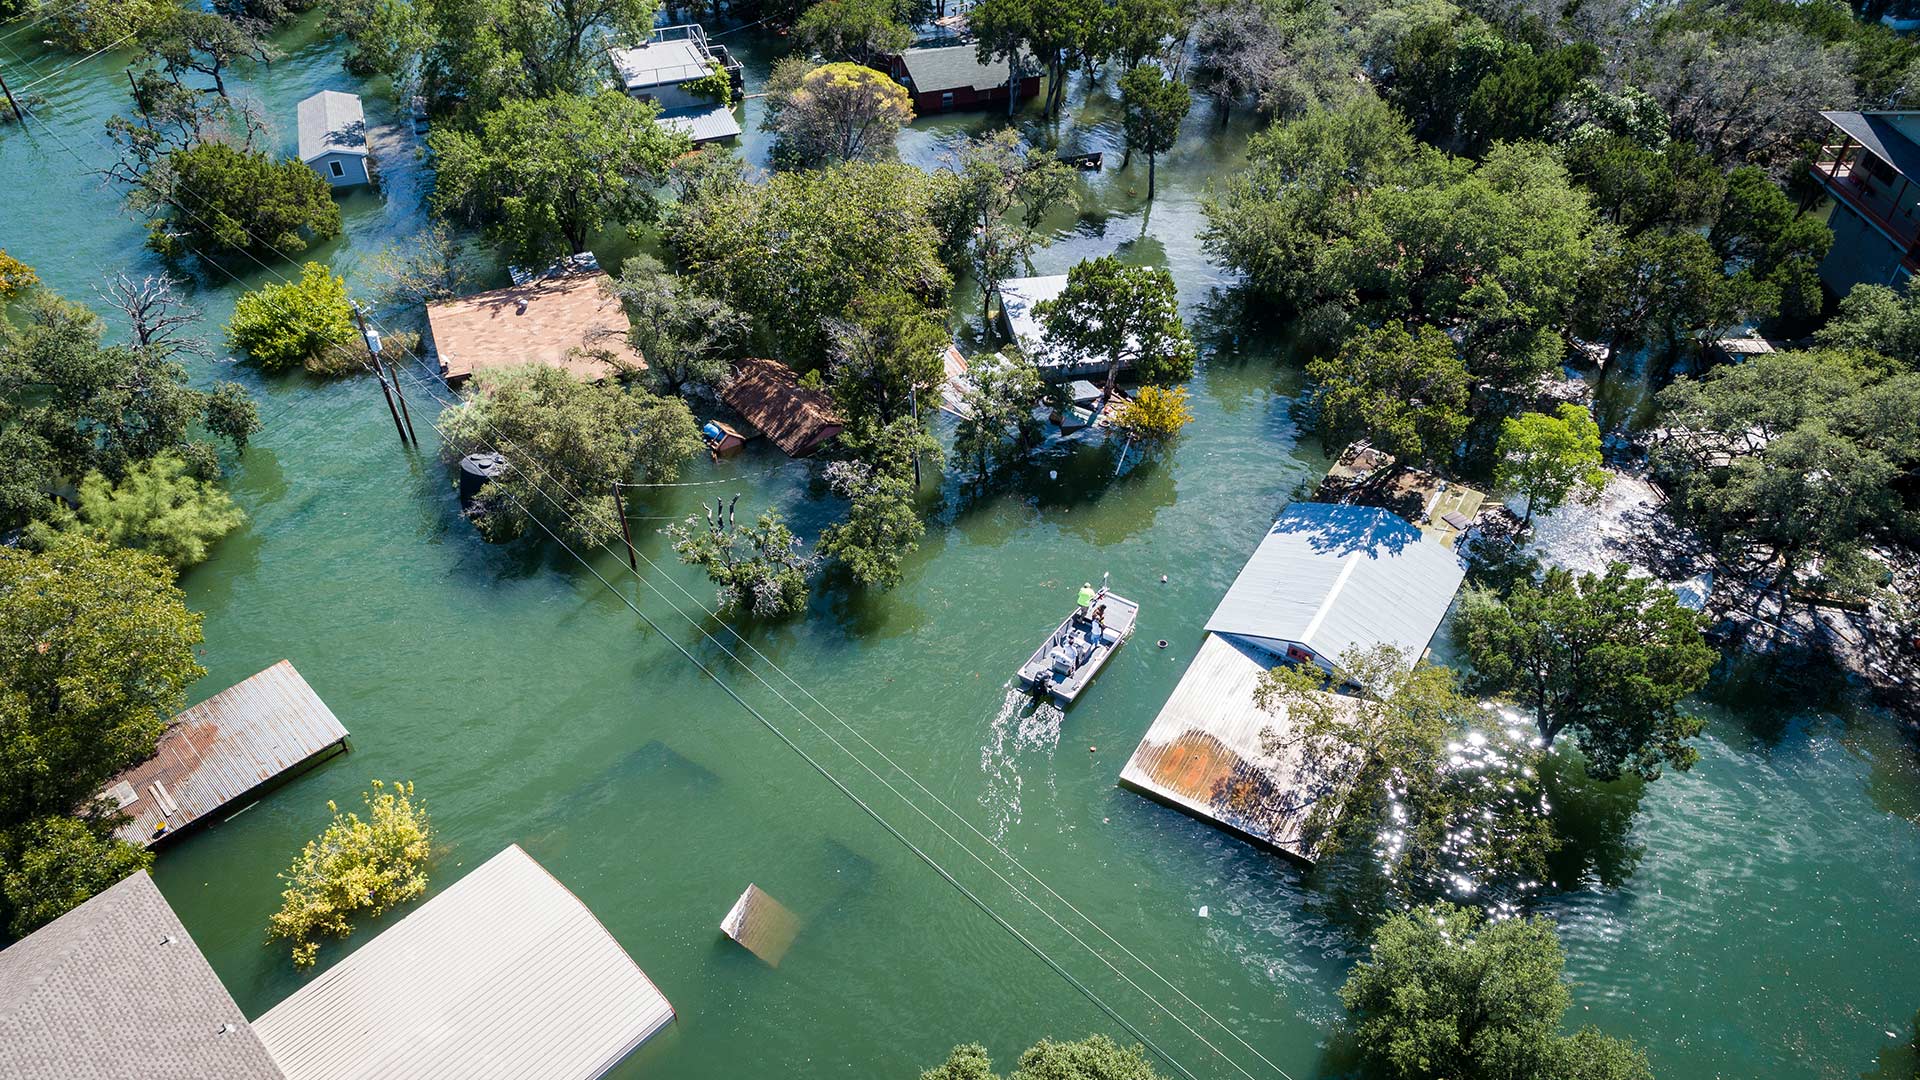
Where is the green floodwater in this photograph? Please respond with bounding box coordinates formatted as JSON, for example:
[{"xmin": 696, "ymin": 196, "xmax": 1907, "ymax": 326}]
[{"xmin": 3, "ymin": 12, "xmax": 1919, "ymax": 1079}]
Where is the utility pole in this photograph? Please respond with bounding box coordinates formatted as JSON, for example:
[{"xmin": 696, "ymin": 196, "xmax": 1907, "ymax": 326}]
[
  {"xmin": 908, "ymin": 392, "xmax": 923, "ymax": 489},
  {"xmin": 1, "ymin": 69, "xmax": 23, "ymax": 123},
  {"xmin": 384, "ymin": 352, "xmax": 419, "ymax": 445},
  {"xmin": 611, "ymin": 483, "xmax": 638, "ymax": 571},
  {"xmin": 126, "ymin": 70, "xmax": 149, "ymax": 130},
  {"xmin": 351, "ymin": 303, "xmax": 411, "ymax": 447}
]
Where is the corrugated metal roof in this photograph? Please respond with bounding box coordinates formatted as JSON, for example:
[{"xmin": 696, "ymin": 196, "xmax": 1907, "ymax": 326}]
[
  {"xmin": 1205, "ymin": 502, "xmax": 1465, "ymax": 670},
  {"xmin": 254, "ymin": 845, "xmax": 674, "ymax": 1080},
  {"xmin": 1118, "ymin": 634, "xmax": 1359, "ymax": 862},
  {"xmin": 296, "ymin": 91, "xmax": 368, "ymax": 163},
  {"xmin": 0, "ymin": 872, "xmax": 285, "ymax": 1080},
  {"xmin": 101, "ymin": 661, "xmax": 350, "ymax": 847},
  {"xmin": 659, "ymin": 103, "xmax": 742, "ymax": 143},
  {"xmin": 719, "ymin": 883, "xmax": 800, "ymax": 966}
]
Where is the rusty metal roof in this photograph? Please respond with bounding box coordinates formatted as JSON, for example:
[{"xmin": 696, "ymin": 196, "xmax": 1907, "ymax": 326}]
[
  {"xmin": 426, "ymin": 271, "xmax": 642, "ymax": 386},
  {"xmin": 721, "ymin": 357, "xmax": 844, "ymax": 457},
  {"xmin": 101, "ymin": 661, "xmax": 350, "ymax": 847},
  {"xmin": 1118, "ymin": 633, "xmax": 1359, "ymax": 863}
]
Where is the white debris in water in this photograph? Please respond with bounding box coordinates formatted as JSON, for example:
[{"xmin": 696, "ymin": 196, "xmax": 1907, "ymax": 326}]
[{"xmin": 1197, "ymin": 905, "xmax": 1209, "ymax": 918}]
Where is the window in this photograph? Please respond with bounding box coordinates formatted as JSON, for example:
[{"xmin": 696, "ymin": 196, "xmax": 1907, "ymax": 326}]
[
  {"xmin": 329, "ymin": 160, "xmax": 344, "ymax": 178},
  {"xmin": 940, "ymin": 91, "xmax": 954, "ymax": 111}
]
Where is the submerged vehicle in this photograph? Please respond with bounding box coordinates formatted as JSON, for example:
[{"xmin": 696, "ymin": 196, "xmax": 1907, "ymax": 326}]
[{"xmin": 1016, "ymin": 576, "xmax": 1140, "ymax": 706}]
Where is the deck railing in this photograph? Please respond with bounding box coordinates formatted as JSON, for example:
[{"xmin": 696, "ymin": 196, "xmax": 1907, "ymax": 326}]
[{"xmin": 1810, "ymin": 144, "xmax": 1920, "ymax": 251}]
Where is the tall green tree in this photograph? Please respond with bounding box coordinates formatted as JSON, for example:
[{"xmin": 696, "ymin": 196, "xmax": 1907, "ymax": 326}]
[
  {"xmin": 793, "ymin": 0, "xmax": 913, "ymax": 64},
  {"xmin": 1306, "ymin": 323, "xmax": 1469, "ymax": 471},
  {"xmin": 431, "ymin": 91, "xmax": 689, "ymax": 266},
  {"xmin": 826, "ymin": 288, "xmax": 948, "ymax": 429},
  {"xmin": 609, "ymin": 256, "xmax": 747, "ymax": 399},
  {"xmin": 1564, "ymin": 136, "xmax": 1725, "ymax": 239},
  {"xmin": 971, "ymin": 0, "xmax": 1102, "ymax": 116},
  {"xmin": 762, "ymin": 59, "xmax": 915, "ymax": 168},
  {"xmin": 1098, "ymin": 0, "xmax": 1186, "ymax": 69},
  {"xmin": 666, "ymin": 507, "xmax": 814, "ymax": 617},
  {"xmin": 1493, "ymin": 404, "xmax": 1608, "ymax": 528},
  {"xmin": 0, "ymin": 816, "xmax": 153, "ymax": 939},
  {"xmin": 136, "ymin": 142, "xmax": 342, "ymax": 262},
  {"xmin": 820, "ymin": 454, "xmax": 924, "ymax": 589},
  {"xmin": 1455, "ymin": 564, "xmax": 1717, "ymax": 781},
  {"xmin": 1037, "ymin": 257, "xmax": 1194, "ymax": 412},
  {"xmin": 1118, "ymin": 63, "xmax": 1190, "ymax": 199},
  {"xmin": 141, "ymin": 8, "xmax": 276, "ymax": 98},
  {"xmin": 954, "ymin": 350, "xmax": 1047, "ymax": 478},
  {"xmin": 1340, "ymin": 903, "xmax": 1653, "ymax": 1080},
  {"xmin": 28, "ymin": 454, "xmax": 247, "ymax": 569},
  {"xmin": 929, "ymin": 130, "xmax": 1076, "ymax": 321},
  {"xmin": 1708, "ymin": 167, "xmax": 1833, "ymax": 323},
  {"xmin": 1815, "ymin": 282, "xmax": 1920, "ymax": 369},
  {"xmin": 1574, "ymin": 229, "xmax": 1775, "ymax": 371}
]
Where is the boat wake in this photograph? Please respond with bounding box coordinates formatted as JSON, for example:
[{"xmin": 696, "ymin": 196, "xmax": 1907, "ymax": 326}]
[{"xmin": 978, "ymin": 686, "xmax": 1065, "ymax": 842}]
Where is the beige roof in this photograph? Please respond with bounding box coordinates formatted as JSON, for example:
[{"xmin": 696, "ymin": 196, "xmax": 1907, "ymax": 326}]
[
  {"xmin": 100, "ymin": 660, "xmax": 350, "ymax": 847},
  {"xmin": 0, "ymin": 872, "xmax": 284, "ymax": 1080},
  {"xmin": 253, "ymin": 845, "xmax": 674, "ymax": 1080},
  {"xmin": 721, "ymin": 356, "xmax": 844, "ymax": 457},
  {"xmin": 427, "ymin": 272, "xmax": 643, "ymax": 385},
  {"xmin": 719, "ymin": 883, "xmax": 800, "ymax": 966}
]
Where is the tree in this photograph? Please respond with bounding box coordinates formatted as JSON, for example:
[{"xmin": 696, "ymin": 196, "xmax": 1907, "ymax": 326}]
[
  {"xmin": 431, "ymin": 92, "xmax": 688, "ymax": 266},
  {"xmin": 1816, "ymin": 282, "xmax": 1920, "ymax": 368},
  {"xmin": 1099, "ymin": 0, "xmax": 1187, "ymax": 70},
  {"xmin": 1564, "ymin": 136, "xmax": 1725, "ymax": 239},
  {"xmin": 820, "ymin": 457, "xmax": 923, "ymax": 589},
  {"xmin": 1574, "ymin": 229, "xmax": 1773, "ymax": 371},
  {"xmin": 954, "ymin": 349, "xmax": 1047, "ymax": 478},
  {"xmin": 0, "ymin": 816, "xmax": 153, "ymax": 939},
  {"xmin": 1455, "ymin": 564, "xmax": 1717, "ymax": 781},
  {"xmin": 1644, "ymin": 26, "xmax": 1853, "ymax": 172},
  {"xmin": 100, "ymin": 273, "xmax": 213, "ymax": 363},
  {"xmin": 1118, "ymin": 64, "xmax": 1190, "ymax": 198},
  {"xmin": 439, "ymin": 366, "xmax": 702, "ymax": 547},
  {"xmin": 608, "ymin": 255, "xmax": 746, "ymax": 399},
  {"xmin": 929, "ymin": 130, "xmax": 1075, "ymax": 321},
  {"xmin": 665, "ymin": 507, "xmax": 815, "ymax": 617},
  {"xmin": 1038, "ymin": 257, "xmax": 1194, "ymax": 412},
  {"xmin": 1340, "ymin": 903, "xmax": 1652, "ymax": 1080},
  {"xmin": 763, "ymin": 59, "xmax": 914, "ymax": 168},
  {"xmin": 1307, "ymin": 323, "xmax": 1469, "ymax": 471},
  {"xmin": 28, "ymin": 454, "xmax": 247, "ymax": 569},
  {"xmin": 1254, "ymin": 646, "xmax": 1556, "ymax": 906},
  {"xmin": 142, "ymin": 9, "xmax": 276, "ymax": 98},
  {"xmin": 0, "ymin": 538, "xmax": 204, "ymax": 827},
  {"xmin": 1708, "ymin": 167, "xmax": 1833, "ymax": 322},
  {"xmin": 225, "ymin": 262, "xmax": 360, "ymax": 374},
  {"xmin": 1110, "ymin": 384, "xmax": 1192, "ymax": 450},
  {"xmin": 268, "ymin": 780, "xmax": 431, "ymax": 967},
  {"xmin": 1494, "ymin": 405, "xmax": 1608, "ymax": 529},
  {"xmin": 0, "ymin": 250, "xmax": 36, "ymax": 300},
  {"xmin": 921, "ymin": 1035, "xmax": 1167, "ymax": 1080},
  {"xmin": 104, "ymin": 68, "xmax": 271, "ymax": 192},
  {"xmin": 793, "ymin": 0, "xmax": 913, "ymax": 64},
  {"xmin": 30, "ymin": 0, "xmax": 176, "ymax": 52},
  {"xmin": 364, "ymin": 222, "xmax": 476, "ymax": 311},
  {"xmin": 137, "ymin": 143, "xmax": 341, "ymax": 262},
  {"xmin": 826, "ymin": 288, "xmax": 948, "ymax": 428},
  {"xmin": 323, "ymin": 0, "xmax": 425, "ymax": 78},
  {"xmin": 972, "ymin": 0, "xmax": 1102, "ymax": 117}
]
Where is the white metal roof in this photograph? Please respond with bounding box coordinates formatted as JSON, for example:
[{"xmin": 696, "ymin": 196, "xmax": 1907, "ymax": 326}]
[
  {"xmin": 997, "ymin": 274, "xmax": 1067, "ymax": 349},
  {"xmin": 611, "ymin": 38, "xmax": 712, "ymax": 89},
  {"xmin": 296, "ymin": 91, "xmax": 367, "ymax": 163},
  {"xmin": 1119, "ymin": 633, "xmax": 1359, "ymax": 861},
  {"xmin": 659, "ymin": 103, "xmax": 742, "ymax": 142},
  {"xmin": 253, "ymin": 845, "xmax": 674, "ymax": 1080},
  {"xmin": 1205, "ymin": 502, "xmax": 1465, "ymax": 669}
]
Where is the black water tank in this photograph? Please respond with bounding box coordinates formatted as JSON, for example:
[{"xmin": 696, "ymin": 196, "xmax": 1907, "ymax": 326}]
[{"xmin": 457, "ymin": 452, "xmax": 509, "ymax": 507}]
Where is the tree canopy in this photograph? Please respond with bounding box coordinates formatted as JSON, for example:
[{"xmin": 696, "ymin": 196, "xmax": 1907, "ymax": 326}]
[
  {"xmin": 929, "ymin": 131, "xmax": 1076, "ymax": 320},
  {"xmin": 666, "ymin": 507, "xmax": 815, "ymax": 617},
  {"xmin": 1494, "ymin": 405, "xmax": 1608, "ymax": 528},
  {"xmin": 1037, "ymin": 257, "xmax": 1194, "ymax": 409},
  {"xmin": 1307, "ymin": 323, "xmax": 1470, "ymax": 471},
  {"xmin": 1119, "ymin": 63, "xmax": 1190, "ymax": 198},
  {"xmin": 137, "ymin": 142, "xmax": 342, "ymax": 262},
  {"xmin": 921, "ymin": 1035, "xmax": 1167, "ymax": 1080},
  {"xmin": 225, "ymin": 262, "xmax": 361, "ymax": 374},
  {"xmin": 609, "ymin": 255, "xmax": 747, "ymax": 400},
  {"xmin": 793, "ymin": 0, "xmax": 913, "ymax": 64}
]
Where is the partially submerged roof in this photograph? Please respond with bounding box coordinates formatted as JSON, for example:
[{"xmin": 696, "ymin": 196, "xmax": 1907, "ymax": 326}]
[
  {"xmin": 1206, "ymin": 502, "xmax": 1465, "ymax": 669},
  {"xmin": 1821, "ymin": 110, "xmax": 1920, "ymax": 180},
  {"xmin": 1119, "ymin": 633, "xmax": 1360, "ymax": 862},
  {"xmin": 0, "ymin": 872, "xmax": 284, "ymax": 1080},
  {"xmin": 253, "ymin": 844, "xmax": 674, "ymax": 1080},
  {"xmin": 899, "ymin": 44, "xmax": 1024, "ymax": 93},
  {"xmin": 938, "ymin": 343, "xmax": 974, "ymax": 418},
  {"xmin": 721, "ymin": 357, "xmax": 845, "ymax": 457},
  {"xmin": 719, "ymin": 883, "xmax": 801, "ymax": 966},
  {"xmin": 427, "ymin": 270, "xmax": 642, "ymax": 385},
  {"xmin": 998, "ymin": 274, "xmax": 1068, "ymax": 348},
  {"xmin": 99, "ymin": 660, "xmax": 349, "ymax": 847},
  {"xmin": 659, "ymin": 103, "xmax": 742, "ymax": 142},
  {"xmin": 296, "ymin": 90, "xmax": 367, "ymax": 163},
  {"xmin": 611, "ymin": 37, "xmax": 713, "ymax": 90}
]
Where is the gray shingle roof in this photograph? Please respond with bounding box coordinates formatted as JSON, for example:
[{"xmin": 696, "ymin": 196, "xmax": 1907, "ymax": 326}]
[
  {"xmin": 0, "ymin": 872, "xmax": 284, "ymax": 1080},
  {"xmin": 1205, "ymin": 502, "xmax": 1465, "ymax": 669},
  {"xmin": 899, "ymin": 45, "xmax": 1027, "ymax": 94},
  {"xmin": 296, "ymin": 91, "xmax": 367, "ymax": 163}
]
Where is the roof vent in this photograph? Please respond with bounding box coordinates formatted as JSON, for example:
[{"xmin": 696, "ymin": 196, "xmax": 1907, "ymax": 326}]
[
  {"xmin": 516, "ymin": 298, "xmax": 530, "ymax": 315},
  {"xmin": 159, "ymin": 934, "xmax": 177, "ymax": 946},
  {"xmin": 218, "ymin": 1023, "xmax": 236, "ymax": 1036}
]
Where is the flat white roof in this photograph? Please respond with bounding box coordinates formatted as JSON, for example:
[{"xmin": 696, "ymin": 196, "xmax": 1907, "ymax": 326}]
[
  {"xmin": 253, "ymin": 845, "xmax": 673, "ymax": 1080},
  {"xmin": 997, "ymin": 275, "xmax": 1068, "ymax": 348},
  {"xmin": 611, "ymin": 39, "xmax": 711, "ymax": 89}
]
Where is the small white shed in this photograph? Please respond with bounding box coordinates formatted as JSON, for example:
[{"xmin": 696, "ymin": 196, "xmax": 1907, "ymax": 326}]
[{"xmin": 297, "ymin": 90, "xmax": 371, "ymax": 188}]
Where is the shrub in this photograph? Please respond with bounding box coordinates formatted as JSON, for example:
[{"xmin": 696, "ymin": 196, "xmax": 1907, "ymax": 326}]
[
  {"xmin": 268, "ymin": 780, "xmax": 432, "ymax": 967},
  {"xmin": 226, "ymin": 262, "xmax": 359, "ymax": 373},
  {"xmin": 0, "ymin": 816, "xmax": 153, "ymax": 938},
  {"xmin": 27, "ymin": 454, "xmax": 247, "ymax": 568},
  {"xmin": 146, "ymin": 143, "xmax": 342, "ymax": 260},
  {"xmin": 0, "ymin": 249, "xmax": 35, "ymax": 300},
  {"xmin": 1112, "ymin": 385, "xmax": 1194, "ymax": 447}
]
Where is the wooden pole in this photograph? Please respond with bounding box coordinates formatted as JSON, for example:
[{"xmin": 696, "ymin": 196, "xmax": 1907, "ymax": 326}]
[
  {"xmin": 1, "ymin": 70, "xmax": 22, "ymax": 123},
  {"xmin": 126, "ymin": 69, "xmax": 150, "ymax": 130},
  {"xmin": 611, "ymin": 483, "xmax": 638, "ymax": 570},
  {"xmin": 908, "ymin": 392, "xmax": 923, "ymax": 489},
  {"xmin": 351, "ymin": 304, "xmax": 410, "ymax": 446},
  {"xmin": 384, "ymin": 353, "xmax": 419, "ymax": 446}
]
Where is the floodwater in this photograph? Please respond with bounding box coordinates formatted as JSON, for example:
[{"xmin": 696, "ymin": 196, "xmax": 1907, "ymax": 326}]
[{"xmin": 2, "ymin": 12, "xmax": 1918, "ymax": 1079}]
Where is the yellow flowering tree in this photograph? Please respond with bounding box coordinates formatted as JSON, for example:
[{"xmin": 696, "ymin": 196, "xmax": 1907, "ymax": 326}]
[
  {"xmin": 1112, "ymin": 385, "xmax": 1194, "ymax": 449},
  {"xmin": 268, "ymin": 780, "xmax": 432, "ymax": 967},
  {"xmin": 0, "ymin": 249, "xmax": 35, "ymax": 300}
]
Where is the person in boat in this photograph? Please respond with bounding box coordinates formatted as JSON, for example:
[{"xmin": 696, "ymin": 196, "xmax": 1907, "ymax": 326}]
[
  {"xmin": 1090, "ymin": 603, "xmax": 1107, "ymax": 641},
  {"xmin": 1077, "ymin": 582, "xmax": 1096, "ymax": 612}
]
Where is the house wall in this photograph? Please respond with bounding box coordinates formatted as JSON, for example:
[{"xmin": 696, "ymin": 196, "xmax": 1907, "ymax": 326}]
[
  {"xmin": 1819, "ymin": 200, "xmax": 1912, "ymax": 296},
  {"xmin": 910, "ymin": 75, "xmax": 1042, "ymax": 113},
  {"xmin": 310, "ymin": 152, "xmax": 369, "ymax": 188}
]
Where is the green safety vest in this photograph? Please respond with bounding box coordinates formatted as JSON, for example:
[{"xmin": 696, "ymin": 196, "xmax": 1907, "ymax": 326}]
[{"xmin": 1078, "ymin": 585, "xmax": 1096, "ymax": 606}]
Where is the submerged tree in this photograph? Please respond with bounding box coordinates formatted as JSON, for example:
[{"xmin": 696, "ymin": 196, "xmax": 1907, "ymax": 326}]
[
  {"xmin": 1306, "ymin": 323, "xmax": 1470, "ymax": 473},
  {"xmin": 1493, "ymin": 404, "xmax": 1608, "ymax": 529},
  {"xmin": 1119, "ymin": 63, "xmax": 1190, "ymax": 199},
  {"xmin": 27, "ymin": 454, "xmax": 247, "ymax": 569},
  {"xmin": 1110, "ymin": 384, "xmax": 1193, "ymax": 455},
  {"xmin": 136, "ymin": 142, "xmax": 341, "ymax": 261},
  {"xmin": 763, "ymin": 59, "xmax": 915, "ymax": 168},
  {"xmin": 792, "ymin": 0, "xmax": 913, "ymax": 65},
  {"xmin": 1455, "ymin": 565, "xmax": 1716, "ymax": 782},
  {"xmin": 665, "ymin": 505, "xmax": 815, "ymax": 617},
  {"xmin": 224, "ymin": 262, "xmax": 360, "ymax": 374},
  {"xmin": 1037, "ymin": 257, "xmax": 1194, "ymax": 413},
  {"xmin": 608, "ymin": 256, "xmax": 747, "ymax": 400},
  {"xmin": 929, "ymin": 130, "xmax": 1076, "ymax": 321},
  {"xmin": 819, "ymin": 456, "xmax": 924, "ymax": 590},
  {"xmin": 825, "ymin": 287, "xmax": 948, "ymax": 429},
  {"xmin": 921, "ymin": 1034, "xmax": 1167, "ymax": 1080},
  {"xmin": 954, "ymin": 349, "xmax": 1047, "ymax": 478},
  {"xmin": 268, "ymin": 780, "xmax": 432, "ymax": 967}
]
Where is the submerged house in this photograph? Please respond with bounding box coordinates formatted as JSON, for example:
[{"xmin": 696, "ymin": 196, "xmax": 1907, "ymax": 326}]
[
  {"xmin": 98, "ymin": 660, "xmax": 350, "ymax": 847},
  {"xmin": 1117, "ymin": 502, "xmax": 1466, "ymax": 862},
  {"xmin": 0, "ymin": 847, "xmax": 676, "ymax": 1080},
  {"xmin": 1809, "ymin": 110, "xmax": 1920, "ymax": 294},
  {"xmin": 721, "ymin": 356, "xmax": 845, "ymax": 457},
  {"xmin": 884, "ymin": 45, "xmax": 1039, "ymax": 113},
  {"xmin": 296, "ymin": 90, "xmax": 371, "ymax": 188},
  {"xmin": 994, "ymin": 275, "xmax": 1121, "ymax": 381},
  {"xmin": 610, "ymin": 24, "xmax": 744, "ymax": 144},
  {"xmin": 425, "ymin": 268, "xmax": 643, "ymax": 386}
]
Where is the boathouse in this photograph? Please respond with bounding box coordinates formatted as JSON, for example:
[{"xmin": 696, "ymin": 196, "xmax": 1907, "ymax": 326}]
[
  {"xmin": 296, "ymin": 90, "xmax": 371, "ymax": 188},
  {"xmin": 721, "ymin": 356, "xmax": 845, "ymax": 457},
  {"xmin": 610, "ymin": 24, "xmax": 744, "ymax": 144},
  {"xmin": 254, "ymin": 844, "xmax": 674, "ymax": 1079},
  {"xmin": 0, "ymin": 872, "xmax": 284, "ymax": 1079},
  {"xmin": 98, "ymin": 661, "xmax": 350, "ymax": 847},
  {"xmin": 425, "ymin": 268, "xmax": 642, "ymax": 386},
  {"xmin": 884, "ymin": 45, "xmax": 1039, "ymax": 112}
]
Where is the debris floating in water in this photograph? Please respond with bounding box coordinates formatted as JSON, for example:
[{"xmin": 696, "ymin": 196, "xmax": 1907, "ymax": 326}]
[
  {"xmin": 1160, "ymin": 574, "xmax": 1168, "ymax": 583},
  {"xmin": 1157, "ymin": 639, "xmax": 1168, "ymax": 649},
  {"xmin": 1197, "ymin": 906, "xmax": 1209, "ymax": 918}
]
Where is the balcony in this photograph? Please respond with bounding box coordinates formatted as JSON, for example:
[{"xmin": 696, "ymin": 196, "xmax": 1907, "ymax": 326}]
[{"xmin": 1811, "ymin": 144, "xmax": 1920, "ymax": 252}]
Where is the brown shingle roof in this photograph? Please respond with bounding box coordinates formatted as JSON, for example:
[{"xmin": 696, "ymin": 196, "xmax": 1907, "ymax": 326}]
[
  {"xmin": 427, "ymin": 271, "xmax": 643, "ymax": 385},
  {"xmin": 721, "ymin": 357, "xmax": 844, "ymax": 457}
]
